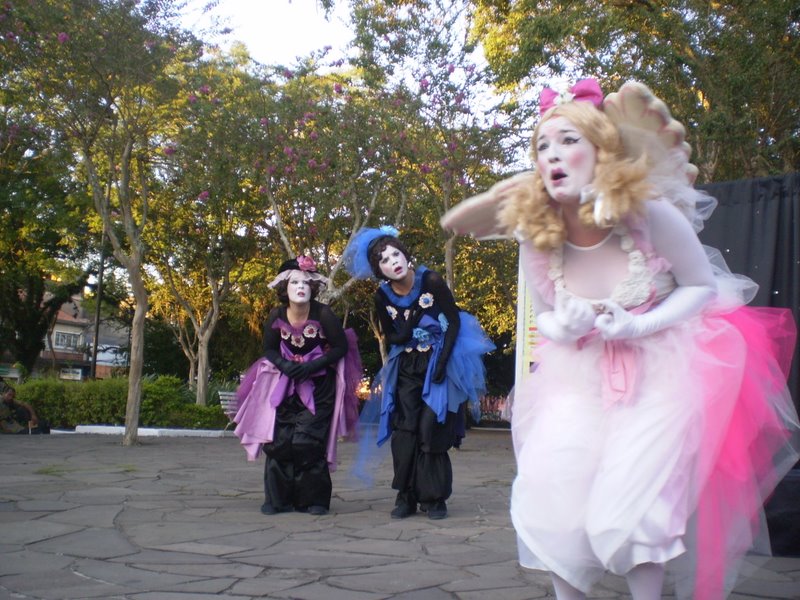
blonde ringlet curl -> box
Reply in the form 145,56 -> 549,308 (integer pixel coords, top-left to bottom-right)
498,101 -> 652,251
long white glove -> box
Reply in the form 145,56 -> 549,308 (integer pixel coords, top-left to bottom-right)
537,294 -> 597,343
594,285 -> 715,340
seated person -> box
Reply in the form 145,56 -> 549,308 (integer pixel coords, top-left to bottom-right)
0,385 -> 49,434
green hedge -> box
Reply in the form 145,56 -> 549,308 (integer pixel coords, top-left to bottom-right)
13,376 -> 229,430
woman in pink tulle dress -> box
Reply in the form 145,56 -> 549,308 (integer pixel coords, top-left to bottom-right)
441,79 -> 798,600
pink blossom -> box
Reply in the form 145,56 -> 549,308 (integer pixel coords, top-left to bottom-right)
163,145 -> 176,156
258,185 -> 268,194
458,176 -> 467,186
307,159 -> 317,168
57,32 -> 69,44
197,190 -> 210,201
187,94 -> 198,104
420,164 -> 432,174
419,78 -> 429,91
439,158 -> 450,167
283,146 -> 294,157
454,92 -> 465,104
284,165 -> 295,174
447,141 -> 458,151
334,82 -> 343,94
447,63 -> 455,74
198,85 -> 210,95
304,112 -> 315,120
309,131 -> 318,140
260,117 -> 268,126
283,69 -> 294,79
308,225 -> 318,236
297,255 -> 316,271
267,165 -> 277,175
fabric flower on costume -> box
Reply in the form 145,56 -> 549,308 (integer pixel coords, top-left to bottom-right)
438,313 -> 449,332
412,328 -> 432,344
291,334 -> 305,348
387,306 -> 398,320
303,324 -> 319,338
297,255 -> 316,272
418,293 -> 434,309
280,328 -> 291,340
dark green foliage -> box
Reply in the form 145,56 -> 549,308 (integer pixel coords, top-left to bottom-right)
12,376 -> 227,430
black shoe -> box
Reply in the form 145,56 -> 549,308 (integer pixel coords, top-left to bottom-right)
308,505 -> 328,516
427,500 -> 447,520
390,504 -> 416,519
260,502 -> 290,515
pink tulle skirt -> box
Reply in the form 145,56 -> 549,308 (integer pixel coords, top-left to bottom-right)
510,305 -> 798,598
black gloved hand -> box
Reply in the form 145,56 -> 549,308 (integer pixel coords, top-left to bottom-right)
273,357 -> 295,376
293,360 -> 326,382
396,306 -> 424,344
431,359 -> 447,384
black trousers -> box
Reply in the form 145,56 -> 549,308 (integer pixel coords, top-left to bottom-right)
262,370 -> 335,510
390,351 -> 457,507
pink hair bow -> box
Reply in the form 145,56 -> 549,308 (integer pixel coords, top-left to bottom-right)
539,78 -> 603,115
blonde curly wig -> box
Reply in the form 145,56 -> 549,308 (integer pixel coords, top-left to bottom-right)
499,100 -> 652,251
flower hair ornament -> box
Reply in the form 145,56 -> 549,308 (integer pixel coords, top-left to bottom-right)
268,255 -> 330,289
539,78 -> 604,115
341,225 -> 400,280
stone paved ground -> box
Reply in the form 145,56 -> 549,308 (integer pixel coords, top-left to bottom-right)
1,429 -> 799,599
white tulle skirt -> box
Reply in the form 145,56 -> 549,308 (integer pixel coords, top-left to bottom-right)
510,307 -> 798,598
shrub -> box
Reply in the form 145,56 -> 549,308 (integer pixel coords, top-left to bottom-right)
14,379 -> 70,428
11,376 -> 228,429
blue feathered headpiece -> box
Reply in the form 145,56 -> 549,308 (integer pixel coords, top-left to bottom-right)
342,226 -> 400,279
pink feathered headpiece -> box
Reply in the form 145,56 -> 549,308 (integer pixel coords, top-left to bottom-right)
539,78 -> 603,115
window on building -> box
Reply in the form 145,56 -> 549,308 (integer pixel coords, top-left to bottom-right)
54,331 -> 81,349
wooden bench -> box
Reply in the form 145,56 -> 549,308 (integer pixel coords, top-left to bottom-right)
218,391 -> 238,430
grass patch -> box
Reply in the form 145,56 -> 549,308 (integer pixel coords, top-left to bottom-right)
34,464 -> 74,476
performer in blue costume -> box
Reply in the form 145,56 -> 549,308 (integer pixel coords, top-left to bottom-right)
343,227 -> 494,520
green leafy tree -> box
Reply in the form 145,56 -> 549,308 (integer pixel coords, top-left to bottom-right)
149,49 -> 264,405
0,102 -> 89,375
6,0 -> 200,444
343,0 -> 521,360
471,0 -> 800,181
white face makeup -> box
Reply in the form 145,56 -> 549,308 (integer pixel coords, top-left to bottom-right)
378,245 -> 410,281
535,116 -> 598,204
286,271 -> 312,304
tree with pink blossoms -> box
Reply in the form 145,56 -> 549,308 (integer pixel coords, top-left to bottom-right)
5,0 -> 201,444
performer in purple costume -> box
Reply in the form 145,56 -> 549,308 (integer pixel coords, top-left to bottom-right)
234,257 -> 361,516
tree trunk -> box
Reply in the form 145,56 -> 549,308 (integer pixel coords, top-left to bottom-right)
122,269 -> 148,446
188,360 -> 197,393
196,332 -> 211,406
